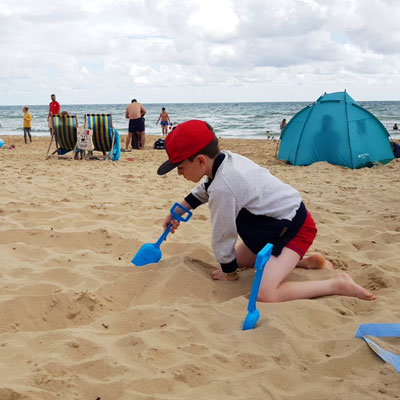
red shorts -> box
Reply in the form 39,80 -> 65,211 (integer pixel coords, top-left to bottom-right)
285,211 -> 317,258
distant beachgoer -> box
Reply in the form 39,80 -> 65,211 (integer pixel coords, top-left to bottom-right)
280,119 -> 287,133
393,123 -> 398,130
60,111 -> 69,116
22,106 -> 32,144
48,94 -> 60,136
125,99 -> 146,150
156,107 -> 171,136
391,141 -> 400,158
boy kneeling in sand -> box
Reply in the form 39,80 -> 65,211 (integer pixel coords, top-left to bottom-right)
157,120 -> 375,303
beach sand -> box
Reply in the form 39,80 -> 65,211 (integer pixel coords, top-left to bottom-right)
0,135 -> 399,399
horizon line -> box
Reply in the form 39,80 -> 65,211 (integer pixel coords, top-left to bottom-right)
1,99 -> 400,107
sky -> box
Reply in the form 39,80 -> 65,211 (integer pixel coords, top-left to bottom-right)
1,0 -> 400,105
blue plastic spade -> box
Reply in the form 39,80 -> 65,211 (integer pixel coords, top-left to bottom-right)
131,202 -> 192,266
242,243 -> 273,330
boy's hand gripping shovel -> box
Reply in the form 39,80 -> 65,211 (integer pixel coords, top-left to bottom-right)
242,243 -> 273,330
131,203 -> 192,266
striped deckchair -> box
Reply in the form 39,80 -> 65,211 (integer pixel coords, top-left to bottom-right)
46,114 -> 78,159
84,114 -> 120,161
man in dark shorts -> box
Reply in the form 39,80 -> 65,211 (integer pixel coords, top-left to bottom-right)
125,99 -> 146,149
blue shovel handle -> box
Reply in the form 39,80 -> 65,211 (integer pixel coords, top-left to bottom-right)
154,223 -> 172,248
153,203 -> 192,248
247,243 -> 273,312
170,202 -> 192,222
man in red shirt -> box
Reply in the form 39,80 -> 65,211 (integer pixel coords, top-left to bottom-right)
48,94 -> 61,136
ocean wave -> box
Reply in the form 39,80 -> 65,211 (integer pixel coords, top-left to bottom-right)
1,102 -> 399,140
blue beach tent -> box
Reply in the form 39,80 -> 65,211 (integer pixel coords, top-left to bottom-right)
278,91 -> 394,168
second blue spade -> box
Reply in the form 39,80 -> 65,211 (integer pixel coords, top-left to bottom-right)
242,243 -> 273,330
132,202 -> 192,266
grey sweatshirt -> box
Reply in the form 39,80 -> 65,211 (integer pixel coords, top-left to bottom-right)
186,151 -> 302,270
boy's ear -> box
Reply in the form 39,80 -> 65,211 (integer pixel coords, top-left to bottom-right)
195,154 -> 207,165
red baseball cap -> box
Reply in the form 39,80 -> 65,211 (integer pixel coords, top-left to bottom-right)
157,120 -> 215,175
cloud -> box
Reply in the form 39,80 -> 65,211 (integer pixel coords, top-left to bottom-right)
0,0 -> 399,104
187,0 -> 239,40
235,0 -> 329,38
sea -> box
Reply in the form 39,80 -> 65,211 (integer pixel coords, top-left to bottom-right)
1,101 -> 399,140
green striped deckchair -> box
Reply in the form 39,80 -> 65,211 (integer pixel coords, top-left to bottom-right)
84,114 -> 116,158
46,114 -> 78,159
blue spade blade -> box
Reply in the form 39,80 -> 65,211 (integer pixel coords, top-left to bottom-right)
131,244 -> 162,266
131,225 -> 170,266
131,202 -> 192,267
242,243 -> 273,330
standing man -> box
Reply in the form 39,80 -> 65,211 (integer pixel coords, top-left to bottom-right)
156,107 -> 171,136
48,94 -> 60,136
280,118 -> 287,133
125,99 -> 146,150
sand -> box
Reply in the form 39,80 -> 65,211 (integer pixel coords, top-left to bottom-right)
0,134 -> 399,400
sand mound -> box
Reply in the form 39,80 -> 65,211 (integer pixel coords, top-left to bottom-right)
0,135 -> 399,399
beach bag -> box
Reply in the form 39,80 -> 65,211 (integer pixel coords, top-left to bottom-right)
154,138 -> 165,150
76,127 -> 94,151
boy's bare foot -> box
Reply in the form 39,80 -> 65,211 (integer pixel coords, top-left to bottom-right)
332,273 -> 376,300
296,253 -> 334,270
